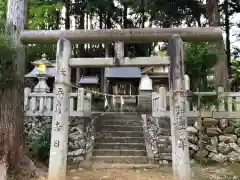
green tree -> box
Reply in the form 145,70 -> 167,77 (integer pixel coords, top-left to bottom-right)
28,0 -> 63,30
184,43 -> 219,106
231,58 -> 240,84
185,43 -> 217,91
0,0 -> 27,179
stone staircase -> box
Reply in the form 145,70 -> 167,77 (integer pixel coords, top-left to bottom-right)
155,117 -> 172,164
92,112 -> 149,164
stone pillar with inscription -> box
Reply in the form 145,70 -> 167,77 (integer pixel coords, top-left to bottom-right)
113,41 -> 124,108
48,38 -> 71,180
168,35 -> 190,180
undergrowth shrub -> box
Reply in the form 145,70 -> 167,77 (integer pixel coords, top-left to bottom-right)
26,125 -> 51,164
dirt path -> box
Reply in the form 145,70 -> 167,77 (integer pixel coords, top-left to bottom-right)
10,163 -> 240,180
66,164 -> 240,180
67,168 -> 173,180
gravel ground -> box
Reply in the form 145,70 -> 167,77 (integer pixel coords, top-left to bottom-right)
67,168 -> 173,180
9,164 -> 240,180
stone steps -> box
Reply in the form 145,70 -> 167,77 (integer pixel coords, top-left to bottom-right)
104,112 -> 138,115
103,114 -> 141,118
93,149 -> 146,156
96,137 -> 145,143
157,128 -> 171,136
156,136 -> 171,145
91,162 -> 159,169
96,131 -> 144,137
102,119 -> 142,126
157,144 -> 172,153
91,156 -> 148,164
99,125 -> 143,131
95,143 -> 146,150
92,113 -> 148,164
102,112 -> 138,118
156,153 -> 172,161
156,120 -> 172,160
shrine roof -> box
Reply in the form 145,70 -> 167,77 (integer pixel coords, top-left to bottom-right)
78,76 -> 99,84
105,67 -> 141,78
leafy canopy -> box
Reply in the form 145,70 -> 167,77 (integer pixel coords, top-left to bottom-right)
184,43 -> 219,107
0,21 -> 18,89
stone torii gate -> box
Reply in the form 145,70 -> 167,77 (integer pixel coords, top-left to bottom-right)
19,28 -> 224,180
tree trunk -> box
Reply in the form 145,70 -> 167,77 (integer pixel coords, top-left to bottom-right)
64,0 -> 70,29
78,10 -> 85,56
224,0 -> 231,77
206,0 -> 229,90
0,0 -> 27,179
123,2 -> 128,57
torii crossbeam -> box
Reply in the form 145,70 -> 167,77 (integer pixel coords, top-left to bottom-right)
20,27 -> 223,44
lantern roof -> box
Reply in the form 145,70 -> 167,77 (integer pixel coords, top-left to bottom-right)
25,54 -> 56,78
25,67 -> 56,78
31,53 -> 52,67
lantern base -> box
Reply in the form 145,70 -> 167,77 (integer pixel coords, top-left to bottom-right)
33,77 -> 50,93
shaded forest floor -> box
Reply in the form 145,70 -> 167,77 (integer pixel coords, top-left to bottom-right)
9,163 -> 240,180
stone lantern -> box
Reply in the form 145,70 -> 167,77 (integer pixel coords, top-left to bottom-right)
139,74 -> 153,92
25,54 -> 54,93
138,74 -> 153,112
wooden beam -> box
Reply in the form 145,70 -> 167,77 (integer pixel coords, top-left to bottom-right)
141,66 -> 154,74
68,56 -> 170,67
20,27 -> 223,44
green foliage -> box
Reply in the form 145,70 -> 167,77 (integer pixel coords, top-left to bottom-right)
152,50 -> 168,56
28,0 -> 64,29
0,21 -> 18,89
27,125 -> 51,163
0,0 -> 6,20
185,43 -> 217,88
231,59 -> 240,83
184,43 -> 219,108
26,44 -> 56,72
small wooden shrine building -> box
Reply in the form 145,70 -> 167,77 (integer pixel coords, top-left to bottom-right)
105,67 -> 141,95
141,65 -> 169,91
77,75 -> 100,92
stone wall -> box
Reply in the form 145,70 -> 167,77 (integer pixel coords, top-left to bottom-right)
145,116 -> 240,165
25,116 -> 96,163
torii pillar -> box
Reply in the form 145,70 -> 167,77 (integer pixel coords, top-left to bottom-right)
168,35 -> 190,180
